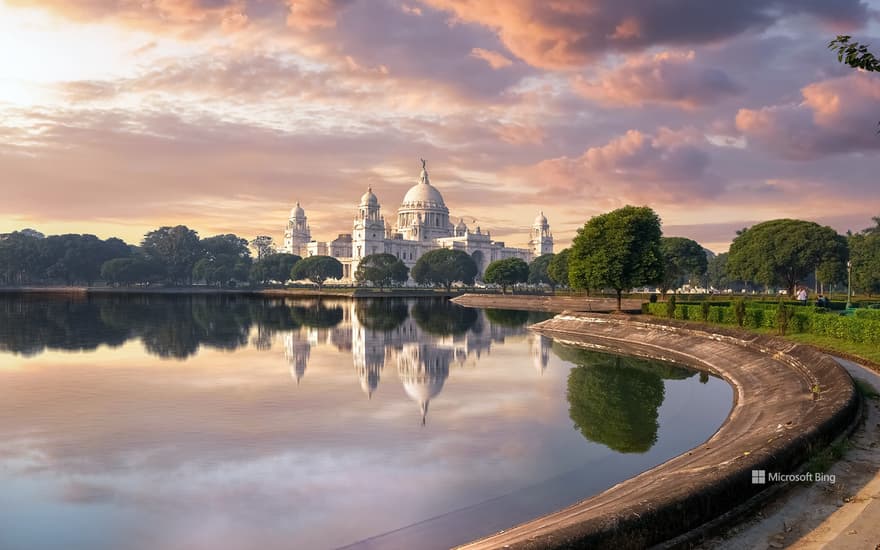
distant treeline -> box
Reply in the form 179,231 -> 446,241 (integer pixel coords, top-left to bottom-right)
2,212 -> 879,296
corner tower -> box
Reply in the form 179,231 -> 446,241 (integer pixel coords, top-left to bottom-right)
529,211 -> 553,258
283,202 -> 311,256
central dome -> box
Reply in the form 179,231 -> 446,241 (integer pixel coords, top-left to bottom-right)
401,161 -> 446,209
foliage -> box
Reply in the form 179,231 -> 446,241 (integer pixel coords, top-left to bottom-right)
354,253 -> 409,289
354,299 -> 410,332
484,308 -> 530,328
141,225 -> 204,285
734,299 -> 746,327
727,219 -> 848,298
411,299 -> 478,335
850,231 -> 880,296
250,235 -> 276,261
290,255 -> 343,290
547,248 -> 570,289
643,302 -> 880,346
706,252 -> 729,290
483,257 -> 529,293
565,350 -> 665,453
528,254 -> 555,288
666,294 -> 676,319
411,248 -> 477,291
569,206 -> 664,310
100,257 -> 162,286
828,35 -> 880,72
659,237 -> 708,294
776,299 -> 793,336
251,253 -> 300,285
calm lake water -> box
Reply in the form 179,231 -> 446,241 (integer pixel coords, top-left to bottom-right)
0,295 -> 732,550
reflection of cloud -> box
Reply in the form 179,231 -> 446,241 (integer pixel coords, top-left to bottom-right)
60,481 -> 117,504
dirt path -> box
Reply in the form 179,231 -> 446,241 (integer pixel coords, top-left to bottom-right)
702,358 -> 880,550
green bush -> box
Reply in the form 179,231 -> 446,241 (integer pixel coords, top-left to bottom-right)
701,301 -> 711,322
643,301 -> 880,345
666,295 -> 676,319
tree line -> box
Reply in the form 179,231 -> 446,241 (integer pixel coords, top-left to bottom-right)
2,213 -> 878,298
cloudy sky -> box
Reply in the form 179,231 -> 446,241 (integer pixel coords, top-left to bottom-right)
2,0 -> 880,252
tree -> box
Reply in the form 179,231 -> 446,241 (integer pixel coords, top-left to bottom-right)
141,225 -> 203,285
100,257 -> 161,286
290,255 -> 343,291
727,219 -> 849,298
659,237 -> 708,295
829,35 -> 880,72
568,206 -> 664,311
251,253 -> 301,285
483,257 -> 529,293
41,234 -> 130,285
201,234 -> 251,260
355,253 -> 409,290
706,252 -> 729,291
250,235 -> 276,261
528,253 -> 555,289
850,229 -> 880,296
547,247 -> 570,289
411,248 -> 477,291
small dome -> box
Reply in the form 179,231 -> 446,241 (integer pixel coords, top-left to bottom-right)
360,187 -> 378,206
291,201 -> 305,218
534,211 -> 548,226
456,218 -> 467,229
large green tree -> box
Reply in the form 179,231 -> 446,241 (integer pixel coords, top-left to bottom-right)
528,253 -> 556,289
850,225 -> 880,296
411,248 -> 477,291
290,255 -> 343,291
727,219 -> 848,297
100,257 -> 162,286
659,237 -> 708,295
251,253 -> 301,285
141,225 -> 203,285
483,257 -> 529,293
569,206 -> 664,310
355,253 -> 409,290
547,247 -> 570,289
706,252 -> 729,291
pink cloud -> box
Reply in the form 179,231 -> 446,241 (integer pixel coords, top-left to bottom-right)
526,128 -> 722,207
736,72 -> 880,160
574,50 -> 741,109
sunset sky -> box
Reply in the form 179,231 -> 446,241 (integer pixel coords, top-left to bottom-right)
2,0 -> 880,253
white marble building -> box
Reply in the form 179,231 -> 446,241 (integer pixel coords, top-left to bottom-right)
282,160 -> 553,281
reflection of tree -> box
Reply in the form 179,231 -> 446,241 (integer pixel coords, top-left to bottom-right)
354,299 -> 409,332
0,296 -> 130,356
484,308 -> 529,328
560,344 -> 692,453
290,302 -> 344,328
411,299 -> 477,336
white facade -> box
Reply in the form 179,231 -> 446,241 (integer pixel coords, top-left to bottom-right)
282,160 -> 553,281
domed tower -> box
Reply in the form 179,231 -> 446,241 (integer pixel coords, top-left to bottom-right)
397,159 -> 451,241
529,211 -> 553,259
283,202 -> 311,256
353,187 -> 386,259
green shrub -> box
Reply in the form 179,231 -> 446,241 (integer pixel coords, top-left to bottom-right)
776,300 -> 793,336
701,301 -> 710,321
733,300 -> 746,327
666,295 -> 676,319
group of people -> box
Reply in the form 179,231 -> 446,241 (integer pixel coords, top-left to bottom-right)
795,286 -> 831,308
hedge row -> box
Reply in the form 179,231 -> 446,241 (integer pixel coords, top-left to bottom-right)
642,302 -> 880,345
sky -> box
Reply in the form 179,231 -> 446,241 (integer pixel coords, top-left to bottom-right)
1,0 -> 880,253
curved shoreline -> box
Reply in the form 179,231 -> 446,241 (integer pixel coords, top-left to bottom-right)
457,312 -> 861,549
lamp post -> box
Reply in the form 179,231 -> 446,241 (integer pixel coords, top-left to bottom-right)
846,260 -> 853,310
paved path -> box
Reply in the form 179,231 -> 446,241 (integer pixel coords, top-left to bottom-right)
706,359 -> 880,550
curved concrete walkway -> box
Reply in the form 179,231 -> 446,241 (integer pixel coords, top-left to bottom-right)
457,313 -> 860,550
705,358 -> 880,550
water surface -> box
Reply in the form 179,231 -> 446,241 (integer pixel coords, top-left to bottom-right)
0,296 -> 732,550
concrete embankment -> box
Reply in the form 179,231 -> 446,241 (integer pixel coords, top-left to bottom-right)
0,287 -> 460,299
451,293 -> 644,313
458,312 -> 861,550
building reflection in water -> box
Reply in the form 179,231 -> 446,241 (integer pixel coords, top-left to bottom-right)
280,299 -> 545,423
